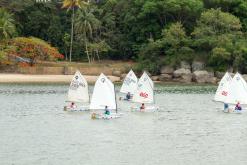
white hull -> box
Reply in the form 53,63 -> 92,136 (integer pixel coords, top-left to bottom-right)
119,96 -> 132,102
64,105 -> 89,112
223,109 -> 242,114
91,112 -> 123,119
131,105 -> 159,112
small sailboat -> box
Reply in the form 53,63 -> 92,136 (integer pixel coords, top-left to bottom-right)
131,71 -> 159,112
64,71 -> 90,111
224,72 -> 247,113
214,72 -> 232,101
120,69 -> 138,101
90,73 -> 122,119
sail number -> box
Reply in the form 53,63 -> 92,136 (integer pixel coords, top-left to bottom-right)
70,80 -> 86,90
140,92 -> 148,98
221,91 -> 228,96
124,78 -> 136,85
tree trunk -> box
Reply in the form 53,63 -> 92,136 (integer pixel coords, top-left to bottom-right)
69,6 -> 75,62
85,41 -> 91,63
96,49 -> 100,61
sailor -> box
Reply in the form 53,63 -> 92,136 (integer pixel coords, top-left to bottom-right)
224,103 -> 229,112
125,92 -> 131,100
70,102 -> 76,109
140,103 -> 145,111
104,106 -> 110,115
235,102 -> 242,111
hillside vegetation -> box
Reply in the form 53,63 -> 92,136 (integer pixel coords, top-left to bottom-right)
1,0 -> 247,74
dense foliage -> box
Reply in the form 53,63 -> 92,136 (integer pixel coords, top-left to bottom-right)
1,0 -> 247,73
0,37 -> 63,65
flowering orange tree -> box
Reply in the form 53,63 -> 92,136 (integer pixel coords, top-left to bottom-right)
1,37 -> 64,65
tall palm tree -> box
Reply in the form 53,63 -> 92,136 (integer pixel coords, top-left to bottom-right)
75,6 -> 101,63
62,0 -> 88,62
0,8 -> 16,40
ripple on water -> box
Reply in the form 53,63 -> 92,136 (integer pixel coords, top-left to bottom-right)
0,84 -> 247,165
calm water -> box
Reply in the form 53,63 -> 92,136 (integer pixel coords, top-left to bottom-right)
0,84 -> 247,165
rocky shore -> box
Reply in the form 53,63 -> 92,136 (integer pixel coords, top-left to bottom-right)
0,61 -> 244,84
145,61 -> 238,84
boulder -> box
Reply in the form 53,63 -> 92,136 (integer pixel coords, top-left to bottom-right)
181,74 -> 193,83
193,70 -> 215,83
208,72 -> 214,77
207,77 -> 217,84
112,70 -> 122,77
173,68 -> 192,83
173,74 -> 193,83
160,66 -> 174,74
151,76 -> 159,81
120,73 -> 127,80
159,74 -> 173,81
173,68 -> 191,78
180,61 -> 191,70
192,61 -> 205,72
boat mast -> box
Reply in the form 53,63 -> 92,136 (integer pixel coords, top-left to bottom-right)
114,84 -> 118,113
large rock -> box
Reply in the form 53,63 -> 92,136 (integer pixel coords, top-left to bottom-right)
207,77 -> 217,84
173,68 -> 192,83
159,74 -> 173,81
173,68 -> 191,78
192,61 -> 205,72
193,70 -> 215,83
160,66 -> 174,74
180,61 -> 191,70
151,76 -> 159,81
112,70 -> 122,77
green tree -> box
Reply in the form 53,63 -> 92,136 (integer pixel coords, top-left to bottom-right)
192,8 -> 242,71
75,5 -> 101,63
0,8 -> 16,40
161,22 -> 193,66
62,0 -> 88,62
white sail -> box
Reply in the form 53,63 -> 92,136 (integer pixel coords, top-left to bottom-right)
225,72 -> 247,105
90,73 -> 116,110
214,72 -> 232,102
120,69 -> 138,94
132,72 -> 154,103
143,71 -> 154,88
68,71 -> 89,103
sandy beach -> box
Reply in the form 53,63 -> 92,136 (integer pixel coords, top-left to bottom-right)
0,74 -> 121,83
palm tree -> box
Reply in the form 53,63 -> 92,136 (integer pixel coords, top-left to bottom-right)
75,6 -> 101,63
0,8 -> 16,40
62,0 -> 88,62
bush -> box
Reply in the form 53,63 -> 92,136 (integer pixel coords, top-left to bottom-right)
9,37 -> 63,64
0,37 -> 64,65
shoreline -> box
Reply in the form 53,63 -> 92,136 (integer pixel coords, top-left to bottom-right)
0,74 -> 217,86
0,74 -> 121,84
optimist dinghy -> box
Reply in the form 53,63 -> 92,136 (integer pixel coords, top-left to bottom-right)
131,71 -> 159,112
119,69 -> 138,101
214,72 -> 232,103
213,72 -> 232,112
223,72 -> 247,113
90,73 -> 122,119
64,71 -> 90,111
